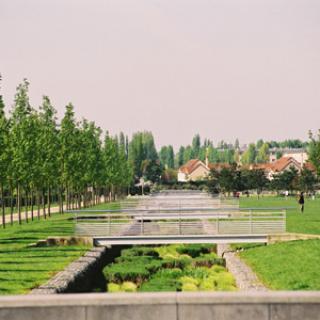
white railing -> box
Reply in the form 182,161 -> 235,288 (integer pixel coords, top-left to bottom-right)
74,209 -> 286,237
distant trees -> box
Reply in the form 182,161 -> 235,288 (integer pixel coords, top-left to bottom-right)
128,131 -> 162,183
308,130 -> 320,176
208,165 -> 316,196
159,145 -> 174,169
241,143 -> 257,164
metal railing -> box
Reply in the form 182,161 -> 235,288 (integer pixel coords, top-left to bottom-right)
73,208 -> 286,237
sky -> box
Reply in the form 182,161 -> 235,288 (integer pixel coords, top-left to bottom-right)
1,0 -> 320,149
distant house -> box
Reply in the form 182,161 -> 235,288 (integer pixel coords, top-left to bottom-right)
177,159 -> 210,182
178,156 -> 306,182
177,158 -> 232,182
252,157 -> 302,180
269,148 -> 308,165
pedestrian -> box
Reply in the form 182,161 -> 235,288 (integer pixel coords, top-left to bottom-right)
298,192 -> 305,213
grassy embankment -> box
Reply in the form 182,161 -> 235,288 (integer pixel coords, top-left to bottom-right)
0,201 -> 120,295
236,195 -> 320,290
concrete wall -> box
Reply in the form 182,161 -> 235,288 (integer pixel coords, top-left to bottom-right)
1,292 -> 320,320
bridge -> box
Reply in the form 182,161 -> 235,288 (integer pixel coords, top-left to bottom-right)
68,191 -> 288,246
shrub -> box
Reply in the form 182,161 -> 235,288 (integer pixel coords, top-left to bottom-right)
161,255 -> 192,269
193,254 -> 225,268
176,244 -> 216,258
121,246 -> 159,258
139,269 -> 182,292
181,282 -> 198,291
121,281 -> 137,292
107,283 -> 121,293
179,276 -> 199,286
199,279 -> 215,291
210,265 -> 226,273
103,261 -> 150,283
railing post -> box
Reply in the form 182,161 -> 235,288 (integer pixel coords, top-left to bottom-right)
108,215 -> 111,235
140,212 -> 144,235
250,210 -> 253,234
216,215 -> 219,234
179,210 -> 181,235
283,209 -> 286,233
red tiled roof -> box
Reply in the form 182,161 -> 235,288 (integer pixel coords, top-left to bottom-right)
271,157 -> 301,172
179,159 -> 206,174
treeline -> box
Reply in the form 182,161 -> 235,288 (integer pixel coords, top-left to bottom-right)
0,79 -> 134,227
158,134 -> 308,170
208,166 -> 317,196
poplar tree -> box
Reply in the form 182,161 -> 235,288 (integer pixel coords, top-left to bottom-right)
0,76 -> 9,227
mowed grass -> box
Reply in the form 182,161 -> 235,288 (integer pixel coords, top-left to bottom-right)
240,195 -> 320,235
0,214 -> 89,295
239,240 -> 320,290
0,201 -> 120,295
238,195 -> 320,290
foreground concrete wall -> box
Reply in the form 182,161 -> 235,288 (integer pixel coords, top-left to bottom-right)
0,292 -> 320,320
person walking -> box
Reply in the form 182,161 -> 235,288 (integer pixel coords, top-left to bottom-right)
298,192 -> 305,213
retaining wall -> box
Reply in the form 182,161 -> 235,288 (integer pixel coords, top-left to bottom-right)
0,292 -> 320,320
31,246 -> 126,294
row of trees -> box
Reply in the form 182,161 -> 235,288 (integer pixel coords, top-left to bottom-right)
159,135 -> 309,170
0,79 -> 133,227
208,166 -> 317,196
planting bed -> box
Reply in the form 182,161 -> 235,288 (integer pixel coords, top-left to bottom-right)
102,244 -> 237,292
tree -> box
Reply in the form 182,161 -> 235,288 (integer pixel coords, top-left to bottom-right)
191,134 -> 201,158
299,168 -> 317,194
270,167 -> 299,193
246,169 -> 268,198
241,143 -> 257,164
0,75 -> 9,227
177,146 -> 185,167
308,130 -> 320,175
59,103 -> 78,210
38,96 -> 59,217
10,79 -> 33,223
209,166 -> 238,195
256,143 -> 269,163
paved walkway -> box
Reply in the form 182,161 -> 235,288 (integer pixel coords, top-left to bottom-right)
217,244 -> 268,291
0,205 -> 63,226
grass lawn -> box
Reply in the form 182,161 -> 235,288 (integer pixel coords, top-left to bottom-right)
239,239 -> 320,290
0,201 -> 120,295
238,195 -> 320,290
240,195 -> 320,235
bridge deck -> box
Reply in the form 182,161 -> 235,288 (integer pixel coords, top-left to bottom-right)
93,234 -> 269,246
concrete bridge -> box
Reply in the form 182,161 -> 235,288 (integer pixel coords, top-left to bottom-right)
68,191 -> 288,246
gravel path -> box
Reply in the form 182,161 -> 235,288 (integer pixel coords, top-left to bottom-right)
217,244 -> 268,291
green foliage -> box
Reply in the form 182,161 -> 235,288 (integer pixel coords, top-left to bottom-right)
241,143 -> 257,164
176,244 -> 215,258
104,244 -> 235,293
139,269 -> 182,292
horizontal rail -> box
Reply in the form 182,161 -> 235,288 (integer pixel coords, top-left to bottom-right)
67,207 -> 293,214
93,234 -> 269,245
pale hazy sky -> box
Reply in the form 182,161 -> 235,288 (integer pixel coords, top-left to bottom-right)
1,0 -> 320,149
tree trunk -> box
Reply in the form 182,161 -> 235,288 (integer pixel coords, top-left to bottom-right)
10,185 -> 14,225
42,190 -> 46,219
31,189 -> 34,221
47,186 -> 51,217
17,184 -> 21,224
37,190 -> 41,220
1,183 -> 5,228
60,187 -> 64,213
25,190 -> 29,223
